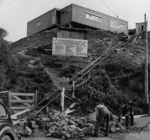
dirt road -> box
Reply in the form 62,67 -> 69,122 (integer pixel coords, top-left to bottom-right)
22,132 -> 150,140
23,116 -> 150,140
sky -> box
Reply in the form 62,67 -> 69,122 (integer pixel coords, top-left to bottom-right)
0,0 -> 150,42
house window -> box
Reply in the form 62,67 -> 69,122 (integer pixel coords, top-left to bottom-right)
36,20 -> 41,27
86,12 -> 101,22
141,25 -> 144,31
120,23 -> 125,31
111,20 -> 125,31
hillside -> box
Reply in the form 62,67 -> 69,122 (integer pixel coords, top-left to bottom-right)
10,28 -> 150,115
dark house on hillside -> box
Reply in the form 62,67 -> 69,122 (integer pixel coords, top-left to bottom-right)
27,8 -> 60,36
27,4 -> 128,36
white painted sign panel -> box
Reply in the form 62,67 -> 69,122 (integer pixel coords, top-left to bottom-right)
52,38 -> 88,57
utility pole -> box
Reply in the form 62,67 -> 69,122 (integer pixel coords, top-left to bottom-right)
144,14 -> 149,104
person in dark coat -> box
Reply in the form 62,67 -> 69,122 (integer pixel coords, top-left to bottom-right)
129,100 -> 134,126
93,104 -> 113,137
121,100 -> 134,127
121,102 -> 130,128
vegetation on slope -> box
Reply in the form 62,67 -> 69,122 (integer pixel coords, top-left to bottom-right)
2,28 -> 150,115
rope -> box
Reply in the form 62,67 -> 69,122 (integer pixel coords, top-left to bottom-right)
34,93 -> 60,115
30,88 -> 59,112
100,0 -> 118,18
80,34 -> 137,77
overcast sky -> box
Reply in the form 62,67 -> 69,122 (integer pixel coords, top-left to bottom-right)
0,0 -> 150,42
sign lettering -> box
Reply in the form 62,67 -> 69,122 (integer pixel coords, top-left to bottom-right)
52,38 -> 88,57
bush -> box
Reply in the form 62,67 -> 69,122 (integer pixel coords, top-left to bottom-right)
137,101 -> 149,114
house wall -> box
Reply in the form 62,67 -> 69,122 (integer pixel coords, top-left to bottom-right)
57,30 -> 87,39
27,8 -> 59,36
60,5 -> 72,26
27,4 -> 128,36
136,23 -> 146,35
71,4 -> 128,35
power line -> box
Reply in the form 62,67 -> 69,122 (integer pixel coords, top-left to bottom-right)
100,0 -> 119,18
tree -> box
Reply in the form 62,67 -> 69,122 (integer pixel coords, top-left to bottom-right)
0,28 -> 8,39
0,28 -> 17,90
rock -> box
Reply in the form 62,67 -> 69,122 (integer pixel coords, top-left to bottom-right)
109,121 -> 117,133
25,126 -> 32,136
116,122 -> 126,132
51,131 -> 62,138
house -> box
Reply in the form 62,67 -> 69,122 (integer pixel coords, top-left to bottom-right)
27,4 -> 128,36
136,22 -> 146,35
27,8 -> 60,36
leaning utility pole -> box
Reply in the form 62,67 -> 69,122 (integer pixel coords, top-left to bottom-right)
144,14 -> 149,104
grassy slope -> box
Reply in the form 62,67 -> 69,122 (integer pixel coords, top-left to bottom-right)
10,29 -> 150,115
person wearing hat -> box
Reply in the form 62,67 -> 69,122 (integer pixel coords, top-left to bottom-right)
93,103 -> 113,137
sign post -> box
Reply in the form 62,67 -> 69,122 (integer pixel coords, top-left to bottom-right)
61,87 -> 65,112
59,77 -> 69,112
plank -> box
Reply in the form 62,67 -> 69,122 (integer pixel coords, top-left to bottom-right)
11,96 -> 31,107
0,91 -> 9,94
10,106 -> 31,110
10,93 -> 35,96
11,109 -> 30,119
10,100 -> 34,103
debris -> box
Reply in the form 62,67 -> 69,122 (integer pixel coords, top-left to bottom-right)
65,103 -> 77,114
14,109 -> 95,138
11,109 -> 30,120
14,109 -> 128,138
65,109 -> 75,114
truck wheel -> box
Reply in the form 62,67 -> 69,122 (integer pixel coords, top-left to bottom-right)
1,135 -> 12,140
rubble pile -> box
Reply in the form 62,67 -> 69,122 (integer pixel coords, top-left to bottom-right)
15,110 -> 126,139
15,110 -> 94,138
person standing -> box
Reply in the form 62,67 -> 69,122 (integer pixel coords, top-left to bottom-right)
121,100 -> 134,127
129,100 -> 134,126
94,104 -> 113,137
121,102 -> 130,128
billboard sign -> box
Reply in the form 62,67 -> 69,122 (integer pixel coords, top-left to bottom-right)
52,38 -> 88,57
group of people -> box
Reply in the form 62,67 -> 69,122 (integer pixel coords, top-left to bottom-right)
93,101 -> 134,137
121,100 -> 134,127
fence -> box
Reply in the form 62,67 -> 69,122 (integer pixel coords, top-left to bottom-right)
0,91 -> 37,113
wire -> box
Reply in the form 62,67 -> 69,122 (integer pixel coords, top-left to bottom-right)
100,0 -> 119,18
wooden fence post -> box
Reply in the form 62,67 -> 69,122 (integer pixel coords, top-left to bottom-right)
8,91 -> 11,109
